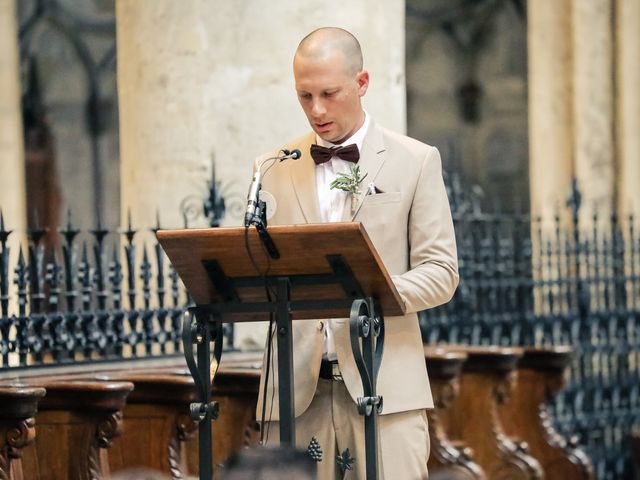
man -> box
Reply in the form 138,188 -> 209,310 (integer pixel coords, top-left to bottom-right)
255,27 -> 458,479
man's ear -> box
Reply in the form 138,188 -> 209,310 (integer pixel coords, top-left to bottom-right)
357,70 -> 370,97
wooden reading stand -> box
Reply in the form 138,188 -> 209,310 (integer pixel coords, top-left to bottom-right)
157,223 -> 404,480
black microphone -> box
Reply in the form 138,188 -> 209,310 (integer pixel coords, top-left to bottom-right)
244,149 -> 301,227
244,169 -> 263,227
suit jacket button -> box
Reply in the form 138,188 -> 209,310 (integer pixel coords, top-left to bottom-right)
318,321 -> 324,332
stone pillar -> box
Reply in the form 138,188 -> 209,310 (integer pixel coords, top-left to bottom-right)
527,0 -> 573,223
0,0 -> 27,243
116,0 -> 406,349
572,0 -> 615,220
616,0 -> 640,217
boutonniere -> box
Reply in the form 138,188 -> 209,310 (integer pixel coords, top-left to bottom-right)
330,165 -> 368,214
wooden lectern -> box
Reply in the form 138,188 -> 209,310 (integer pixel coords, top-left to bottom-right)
157,223 -> 405,480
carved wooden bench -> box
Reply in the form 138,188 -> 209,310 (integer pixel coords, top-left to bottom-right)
0,353 -> 260,479
106,369 -> 199,479
443,346 -> 544,479
424,346 -> 486,480
104,356 -> 260,478
21,379 -> 133,480
0,385 -> 46,480
500,347 -> 594,479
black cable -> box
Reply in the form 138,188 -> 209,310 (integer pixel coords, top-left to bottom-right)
262,316 -> 276,444
244,224 -> 278,444
254,223 -> 279,444
264,318 -> 277,444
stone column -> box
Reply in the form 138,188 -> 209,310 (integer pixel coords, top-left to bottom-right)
616,0 -> 640,217
572,0 -> 615,221
527,0 -> 573,223
116,0 -> 406,349
0,0 -> 27,243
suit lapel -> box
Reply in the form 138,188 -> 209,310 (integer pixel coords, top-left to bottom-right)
342,121 -> 387,221
290,132 -> 323,223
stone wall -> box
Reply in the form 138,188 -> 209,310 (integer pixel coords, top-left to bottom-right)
0,0 -> 27,238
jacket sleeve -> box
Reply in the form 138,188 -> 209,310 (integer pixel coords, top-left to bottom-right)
391,146 -> 459,314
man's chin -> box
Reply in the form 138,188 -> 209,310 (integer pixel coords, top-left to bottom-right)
315,130 -> 340,143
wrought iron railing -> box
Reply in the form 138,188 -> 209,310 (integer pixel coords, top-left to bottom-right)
422,180 -> 640,479
0,212 -> 191,369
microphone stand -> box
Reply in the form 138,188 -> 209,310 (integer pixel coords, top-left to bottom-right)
244,149 -> 300,259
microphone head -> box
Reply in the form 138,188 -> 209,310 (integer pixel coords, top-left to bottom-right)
291,149 -> 302,160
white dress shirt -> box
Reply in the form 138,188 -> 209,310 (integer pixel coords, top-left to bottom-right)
315,111 -> 371,361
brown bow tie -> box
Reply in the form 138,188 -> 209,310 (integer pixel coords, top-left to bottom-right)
310,143 -> 360,165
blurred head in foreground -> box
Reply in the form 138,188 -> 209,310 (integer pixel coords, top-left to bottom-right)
112,468 -> 169,480
220,445 -> 316,480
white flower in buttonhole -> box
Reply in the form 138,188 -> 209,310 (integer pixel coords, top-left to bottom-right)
329,165 -> 368,215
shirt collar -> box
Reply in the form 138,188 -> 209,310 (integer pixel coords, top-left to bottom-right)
315,110 -> 370,153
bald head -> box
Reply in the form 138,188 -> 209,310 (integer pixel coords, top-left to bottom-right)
295,27 -> 363,76
293,27 -> 369,143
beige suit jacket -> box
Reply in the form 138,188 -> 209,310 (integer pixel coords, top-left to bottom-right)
255,120 -> 459,420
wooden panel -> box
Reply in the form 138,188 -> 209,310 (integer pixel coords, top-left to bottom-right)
157,223 -> 405,321
443,347 -> 544,480
0,386 -> 46,480
500,347 -> 594,479
424,347 -> 486,480
21,380 -> 133,480
107,370 -> 198,479
102,362 -> 260,479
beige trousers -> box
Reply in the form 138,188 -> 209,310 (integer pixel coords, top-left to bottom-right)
264,378 -> 430,480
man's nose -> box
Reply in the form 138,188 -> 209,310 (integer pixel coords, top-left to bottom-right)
311,99 -> 326,117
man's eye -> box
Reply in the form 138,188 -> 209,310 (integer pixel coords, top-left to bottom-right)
299,93 -> 311,100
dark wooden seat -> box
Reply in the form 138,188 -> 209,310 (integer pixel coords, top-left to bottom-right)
443,346 -> 544,479
104,356 -> 260,478
0,353 -> 260,479
500,347 -> 594,479
424,346 -> 486,479
21,379 -> 133,480
0,385 -> 46,480
106,369 -> 199,479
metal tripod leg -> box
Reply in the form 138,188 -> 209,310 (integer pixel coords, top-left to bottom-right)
275,277 -> 296,445
349,298 -> 385,480
182,307 -> 223,479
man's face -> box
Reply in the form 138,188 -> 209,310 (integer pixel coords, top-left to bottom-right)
294,50 -> 369,143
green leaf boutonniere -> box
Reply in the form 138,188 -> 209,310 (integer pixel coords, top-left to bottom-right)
330,165 -> 368,215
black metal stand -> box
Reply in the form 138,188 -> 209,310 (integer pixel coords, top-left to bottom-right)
275,277 -> 295,444
182,255 -> 384,479
182,307 -> 223,480
349,298 -> 384,480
